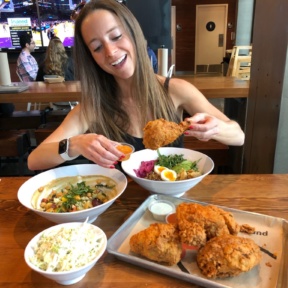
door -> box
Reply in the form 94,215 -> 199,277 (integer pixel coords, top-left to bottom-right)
195,4 -> 228,74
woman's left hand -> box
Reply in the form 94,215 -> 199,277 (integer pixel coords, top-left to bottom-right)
184,113 -> 220,141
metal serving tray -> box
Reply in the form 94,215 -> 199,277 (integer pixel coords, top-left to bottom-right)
107,194 -> 288,288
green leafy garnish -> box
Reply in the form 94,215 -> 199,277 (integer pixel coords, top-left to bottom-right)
69,181 -> 93,195
172,159 -> 201,173
156,149 -> 201,173
62,181 -> 93,210
156,150 -> 185,169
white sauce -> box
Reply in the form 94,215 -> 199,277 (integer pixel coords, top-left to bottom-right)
150,202 -> 173,215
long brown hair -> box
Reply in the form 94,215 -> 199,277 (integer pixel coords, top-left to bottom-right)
74,0 -> 179,142
44,37 -> 68,76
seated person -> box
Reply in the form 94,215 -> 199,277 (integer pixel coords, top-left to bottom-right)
36,37 -> 75,110
16,33 -> 38,82
36,37 -> 74,81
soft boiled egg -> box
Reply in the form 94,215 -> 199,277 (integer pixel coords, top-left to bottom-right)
160,169 -> 177,181
154,165 -> 168,175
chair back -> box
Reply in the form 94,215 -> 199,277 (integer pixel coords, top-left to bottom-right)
16,69 -> 23,82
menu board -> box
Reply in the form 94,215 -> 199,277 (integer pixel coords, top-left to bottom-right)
8,17 -> 32,47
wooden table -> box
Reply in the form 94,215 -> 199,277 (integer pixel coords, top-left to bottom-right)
176,76 -> 249,99
0,77 -> 249,103
0,174 -> 287,287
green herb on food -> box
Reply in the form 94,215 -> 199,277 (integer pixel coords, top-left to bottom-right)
62,181 -> 92,211
156,149 -> 186,169
172,159 -> 201,173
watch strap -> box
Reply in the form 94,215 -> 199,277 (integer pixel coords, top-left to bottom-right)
59,138 -> 79,161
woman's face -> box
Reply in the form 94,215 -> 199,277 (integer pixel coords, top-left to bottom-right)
81,9 -> 136,79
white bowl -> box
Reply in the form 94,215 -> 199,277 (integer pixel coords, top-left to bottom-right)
121,147 -> 214,197
24,222 -> 107,285
18,164 -> 127,224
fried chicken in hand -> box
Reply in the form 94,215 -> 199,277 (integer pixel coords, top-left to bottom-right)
143,118 -> 191,150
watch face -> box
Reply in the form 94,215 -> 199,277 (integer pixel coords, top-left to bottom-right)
58,139 -> 68,154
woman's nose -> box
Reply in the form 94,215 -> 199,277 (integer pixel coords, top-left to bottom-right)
104,43 -> 117,57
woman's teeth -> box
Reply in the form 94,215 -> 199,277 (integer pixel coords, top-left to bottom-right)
112,55 -> 126,66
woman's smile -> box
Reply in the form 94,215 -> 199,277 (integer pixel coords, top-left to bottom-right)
111,54 -> 127,68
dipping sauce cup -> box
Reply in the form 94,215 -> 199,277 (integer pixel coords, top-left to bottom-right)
116,143 -> 135,161
148,200 -> 176,222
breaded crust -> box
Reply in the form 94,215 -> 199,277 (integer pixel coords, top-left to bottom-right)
129,223 -> 182,266
176,203 -> 240,247
143,118 -> 190,150
197,235 -> 261,278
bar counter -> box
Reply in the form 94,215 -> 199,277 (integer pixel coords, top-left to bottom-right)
0,76 -> 249,103
0,174 -> 287,287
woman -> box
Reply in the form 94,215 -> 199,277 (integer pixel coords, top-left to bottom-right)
36,37 -> 74,81
28,0 -> 244,171
36,37 -> 75,109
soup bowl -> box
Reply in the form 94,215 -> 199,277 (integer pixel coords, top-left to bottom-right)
18,164 -> 127,224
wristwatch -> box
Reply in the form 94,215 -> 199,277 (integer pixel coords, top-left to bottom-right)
58,138 -> 78,161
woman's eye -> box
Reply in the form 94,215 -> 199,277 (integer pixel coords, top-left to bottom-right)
93,45 -> 102,52
113,34 -> 122,41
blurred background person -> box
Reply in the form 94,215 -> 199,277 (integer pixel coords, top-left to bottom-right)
16,33 -> 38,82
147,45 -> 158,73
36,37 -> 74,81
36,37 -> 75,110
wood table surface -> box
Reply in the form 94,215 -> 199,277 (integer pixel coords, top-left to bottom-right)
1,174 -> 286,287
0,77 -> 249,103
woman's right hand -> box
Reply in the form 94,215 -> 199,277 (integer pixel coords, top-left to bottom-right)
71,133 -> 125,168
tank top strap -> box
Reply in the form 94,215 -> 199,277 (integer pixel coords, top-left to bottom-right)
164,75 -> 171,90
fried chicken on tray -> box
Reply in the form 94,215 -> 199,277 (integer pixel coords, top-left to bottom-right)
129,203 -> 261,279
176,203 -> 240,247
143,118 -> 191,150
197,234 -> 262,278
129,223 -> 182,266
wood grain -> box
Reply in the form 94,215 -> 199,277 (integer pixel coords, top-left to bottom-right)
0,77 -> 248,104
0,174 -> 287,287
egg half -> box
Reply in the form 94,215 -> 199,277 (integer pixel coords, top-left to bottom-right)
154,165 -> 168,175
160,169 -> 177,181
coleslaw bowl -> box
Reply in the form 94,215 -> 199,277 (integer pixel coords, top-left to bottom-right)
24,222 -> 107,285
121,147 -> 214,197
18,164 -> 127,224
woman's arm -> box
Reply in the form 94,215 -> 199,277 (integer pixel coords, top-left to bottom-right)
169,78 -> 245,146
28,104 -> 124,171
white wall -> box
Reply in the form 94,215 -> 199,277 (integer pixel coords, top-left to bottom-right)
274,45 -> 288,173
235,0 -> 254,46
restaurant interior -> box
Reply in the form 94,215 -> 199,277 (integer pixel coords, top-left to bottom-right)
1,0 -> 287,177
0,0 -> 287,287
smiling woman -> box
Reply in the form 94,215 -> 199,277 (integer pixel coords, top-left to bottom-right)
27,0 -> 244,174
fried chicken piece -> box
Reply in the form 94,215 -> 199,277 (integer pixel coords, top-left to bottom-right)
240,223 -> 256,234
197,235 -> 261,278
176,203 -> 240,247
143,118 -> 190,150
129,223 -> 182,266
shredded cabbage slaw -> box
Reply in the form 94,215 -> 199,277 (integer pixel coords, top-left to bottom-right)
29,225 -> 105,272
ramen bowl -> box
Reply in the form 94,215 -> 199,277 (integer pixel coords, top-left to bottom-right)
121,147 -> 214,197
18,164 -> 127,224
